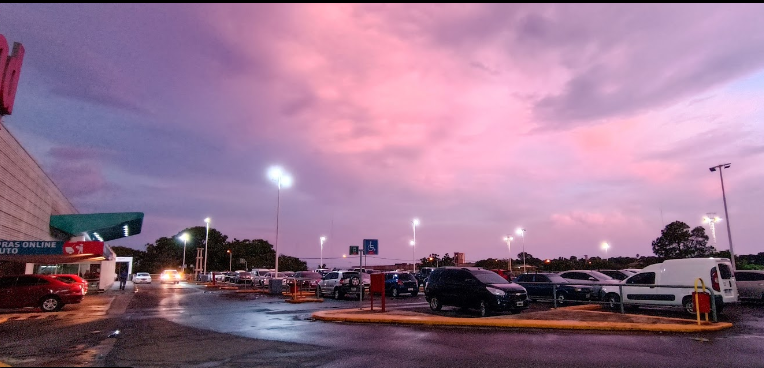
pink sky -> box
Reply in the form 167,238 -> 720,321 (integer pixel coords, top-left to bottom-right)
1,4 -> 763,267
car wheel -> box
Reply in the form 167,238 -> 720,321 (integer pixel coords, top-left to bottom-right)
429,296 -> 442,311
40,296 -> 62,312
392,288 -> 399,297
556,292 -> 567,305
479,300 -> 490,317
333,288 -> 340,300
605,293 -> 621,310
682,296 -> 695,314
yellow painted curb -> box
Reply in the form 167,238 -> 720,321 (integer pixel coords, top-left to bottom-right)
0,361 -> 10,367
285,298 -> 324,304
311,309 -> 733,333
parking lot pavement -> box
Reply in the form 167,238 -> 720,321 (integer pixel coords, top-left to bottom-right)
312,303 -> 733,333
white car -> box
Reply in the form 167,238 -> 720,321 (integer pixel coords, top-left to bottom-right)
160,269 -> 182,284
133,272 -> 152,284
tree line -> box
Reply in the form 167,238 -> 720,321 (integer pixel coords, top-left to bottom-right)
472,220 -> 763,272
111,226 -> 307,274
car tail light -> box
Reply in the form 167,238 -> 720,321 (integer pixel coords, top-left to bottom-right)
70,284 -> 83,293
397,280 -> 404,285
340,278 -> 347,285
710,268 -> 720,292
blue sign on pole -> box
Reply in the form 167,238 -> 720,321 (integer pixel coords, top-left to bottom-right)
0,241 -> 64,255
363,239 -> 378,255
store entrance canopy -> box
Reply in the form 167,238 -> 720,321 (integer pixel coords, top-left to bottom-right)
49,212 -> 144,242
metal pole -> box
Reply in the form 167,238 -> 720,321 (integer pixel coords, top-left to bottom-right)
521,230 -> 526,273
275,184 -> 280,274
204,221 -> 210,275
506,237 -> 512,273
182,238 -> 187,271
229,252 -> 232,272
718,168 -> 737,270
413,222 -> 416,273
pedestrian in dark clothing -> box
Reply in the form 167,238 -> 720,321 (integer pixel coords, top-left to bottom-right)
119,268 -> 128,290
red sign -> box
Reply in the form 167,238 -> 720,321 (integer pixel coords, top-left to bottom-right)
0,34 -> 25,115
63,241 -> 105,256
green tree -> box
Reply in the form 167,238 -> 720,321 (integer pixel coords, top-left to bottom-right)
279,255 -> 307,271
173,227 -> 229,273
110,245 -> 147,272
441,253 -> 455,266
474,258 -> 506,269
652,221 -> 715,259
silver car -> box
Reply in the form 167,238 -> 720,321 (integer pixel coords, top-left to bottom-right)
558,270 -> 621,300
734,270 -> 764,301
133,272 -> 152,284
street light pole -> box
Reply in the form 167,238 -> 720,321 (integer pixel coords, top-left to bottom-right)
320,236 -> 326,269
268,166 -> 293,275
710,163 -> 736,270
602,242 -> 610,261
227,250 -> 232,272
503,236 -> 513,273
179,233 -> 190,271
204,217 -> 210,275
412,218 -> 419,273
516,228 -> 526,273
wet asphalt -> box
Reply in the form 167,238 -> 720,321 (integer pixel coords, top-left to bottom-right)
1,282 -> 763,367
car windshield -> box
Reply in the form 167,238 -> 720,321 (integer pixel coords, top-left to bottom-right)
588,271 -> 615,281
396,273 -> 415,281
472,270 -> 509,284
546,274 -> 568,283
137,273 -> 149,276
301,273 -> 322,279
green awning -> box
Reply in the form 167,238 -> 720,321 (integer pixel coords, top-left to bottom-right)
49,212 -> 144,241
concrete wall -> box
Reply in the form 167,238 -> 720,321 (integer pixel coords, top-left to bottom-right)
0,123 -> 78,241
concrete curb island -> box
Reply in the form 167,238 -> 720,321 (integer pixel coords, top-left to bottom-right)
311,304 -> 733,333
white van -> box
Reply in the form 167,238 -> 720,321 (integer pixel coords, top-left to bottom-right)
601,258 -> 738,314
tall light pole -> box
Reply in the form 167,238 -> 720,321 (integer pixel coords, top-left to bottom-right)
601,242 -> 610,261
503,236 -> 513,273
204,217 -> 210,275
412,218 -> 420,273
709,163 -> 736,270
227,249 -> 232,272
703,214 -> 722,248
516,228 -> 526,273
409,240 -> 416,272
179,233 -> 190,271
320,236 -> 326,269
268,166 -> 293,275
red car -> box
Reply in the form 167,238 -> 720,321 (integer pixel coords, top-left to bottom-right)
50,274 -> 89,295
0,274 -> 85,312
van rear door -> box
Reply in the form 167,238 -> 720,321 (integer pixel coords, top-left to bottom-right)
715,262 -> 738,302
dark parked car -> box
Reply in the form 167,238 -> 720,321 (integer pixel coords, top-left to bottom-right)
384,271 -> 419,297
424,267 -> 530,317
288,271 -> 323,291
0,274 -> 84,312
514,273 -> 593,304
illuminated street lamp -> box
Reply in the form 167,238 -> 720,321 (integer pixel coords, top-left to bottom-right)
703,214 -> 722,248
709,163 -> 736,270
227,249 -> 232,272
411,218 -> 420,273
428,256 -> 439,268
516,228 -> 526,273
320,236 -> 327,269
204,217 -> 210,275
178,233 -> 190,271
268,166 -> 293,275
503,236 -> 513,272
601,242 -> 610,261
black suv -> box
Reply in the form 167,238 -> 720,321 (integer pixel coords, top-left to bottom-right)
514,273 -> 593,304
424,267 -> 530,316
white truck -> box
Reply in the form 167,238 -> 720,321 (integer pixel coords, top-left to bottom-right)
601,258 -> 738,314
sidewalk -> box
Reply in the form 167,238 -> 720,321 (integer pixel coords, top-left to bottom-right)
312,304 -> 733,333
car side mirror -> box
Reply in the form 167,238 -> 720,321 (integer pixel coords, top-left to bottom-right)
588,277 -> 597,281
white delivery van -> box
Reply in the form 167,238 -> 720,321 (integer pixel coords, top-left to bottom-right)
601,258 -> 738,314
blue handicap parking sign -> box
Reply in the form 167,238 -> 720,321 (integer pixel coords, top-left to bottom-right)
363,239 -> 378,255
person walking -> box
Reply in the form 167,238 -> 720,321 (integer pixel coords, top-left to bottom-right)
119,267 -> 128,291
